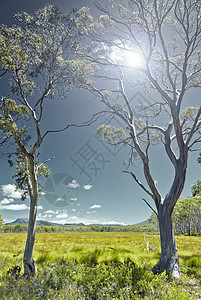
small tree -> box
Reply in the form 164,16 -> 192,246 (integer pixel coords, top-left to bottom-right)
0,5 -> 94,275
81,0 -> 201,277
192,180 -> 201,196
173,197 -> 201,235
0,212 -> 3,225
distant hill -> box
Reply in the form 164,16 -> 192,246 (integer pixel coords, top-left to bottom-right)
91,224 -> 123,227
5,218 -> 84,227
5,218 -> 29,226
133,219 -> 151,226
5,218 -> 151,227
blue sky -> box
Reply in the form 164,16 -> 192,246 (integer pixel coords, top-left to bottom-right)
0,0 -> 200,225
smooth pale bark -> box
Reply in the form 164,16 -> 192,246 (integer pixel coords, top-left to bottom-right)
23,155 -> 38,275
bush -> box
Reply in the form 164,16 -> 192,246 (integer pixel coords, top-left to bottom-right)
0,258 -> 200,299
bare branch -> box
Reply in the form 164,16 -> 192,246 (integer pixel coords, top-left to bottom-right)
142,198 -> 158,218
41,111 -> 105,141
123,170 -> 153,198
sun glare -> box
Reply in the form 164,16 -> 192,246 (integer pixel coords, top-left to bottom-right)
110,45 -> 145,69
125,51 -> 145,69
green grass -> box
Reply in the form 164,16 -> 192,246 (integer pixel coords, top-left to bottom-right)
0,232 -> 200,299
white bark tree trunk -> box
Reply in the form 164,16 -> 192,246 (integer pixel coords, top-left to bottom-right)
23,196 -> 37,275
23,155 -> 38,275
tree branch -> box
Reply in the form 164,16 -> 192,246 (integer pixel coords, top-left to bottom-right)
41,111 -> 105,141
142,198 -> 158,218
123,170 -> 153,198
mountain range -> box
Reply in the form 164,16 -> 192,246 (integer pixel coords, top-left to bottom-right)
5,218 -> 85,227
4,218 -> 151,227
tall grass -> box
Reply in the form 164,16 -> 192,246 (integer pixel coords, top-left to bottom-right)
0,232 -> 200,299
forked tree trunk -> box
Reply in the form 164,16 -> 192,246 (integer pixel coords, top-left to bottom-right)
23,156 -> 38,276
152,203 -> 180,278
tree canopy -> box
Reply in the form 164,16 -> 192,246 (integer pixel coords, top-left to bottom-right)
0,212 -> 3,225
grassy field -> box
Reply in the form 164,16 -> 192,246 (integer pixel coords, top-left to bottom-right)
0,232 -> 200,299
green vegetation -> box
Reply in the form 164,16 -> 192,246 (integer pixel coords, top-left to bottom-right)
0,213 -> 3,225
149,195 -> 201,236
0,232 -> 200,299
0,223 -> 156,233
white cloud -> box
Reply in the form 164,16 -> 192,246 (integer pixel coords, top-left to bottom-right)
67,179 -> 80,189
72,209 -> 76,212
70,216 -> 78,220
89,205 -> 102,209
87,211 -> 96,214
1,204 -> 29,210
104,220 -> 127,226
39,192 -> 46,196
44,210 -> 56,214
0,198 -> 14,204
56,212 -> 68,219
70,197 -> 77,201
83,184 -> 93,190
56,197 -> 65,202
38,206 -> 43,210
1,184 -> 22,199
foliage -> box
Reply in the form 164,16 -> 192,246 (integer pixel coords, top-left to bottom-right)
149,196 -> 201,236
173,197 -> 201,236
192,180 -> 201,197
0,223 -> 156,233
0,213 -> 3,224
0,232 -> 200,299
0,4 -> 95,198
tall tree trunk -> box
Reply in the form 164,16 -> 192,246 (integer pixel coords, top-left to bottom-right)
152,203 -> 180,278
23,195 -> 37,275
23,155 -> 38,275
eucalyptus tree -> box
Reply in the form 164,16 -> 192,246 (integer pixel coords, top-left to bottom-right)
173,197 -> 201,235
81,0 -> 201,277
0,5 -> 94,275
192,180 -> 201,196
0,212 -> 3,224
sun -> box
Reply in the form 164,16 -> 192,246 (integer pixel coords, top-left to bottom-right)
125,51 -> 145,69
110,45 -> 145,69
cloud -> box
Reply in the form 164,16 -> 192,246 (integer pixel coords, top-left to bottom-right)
103,220 -> 127,226
44,210 -> 56,214
1,184 -> 22,199
44,210 -> 63,215
89,205 -> 102,209
0,204 -> 29,210
87,211 -> 96,214
70,197 -> 77,201
83,184 -> 93,190
0,198 -> 14,204
56,212 -> 68,219
56,197 -> 65,202
39,192 -> 46,196
38,206 -> 43,210
67,179 -> 80,189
